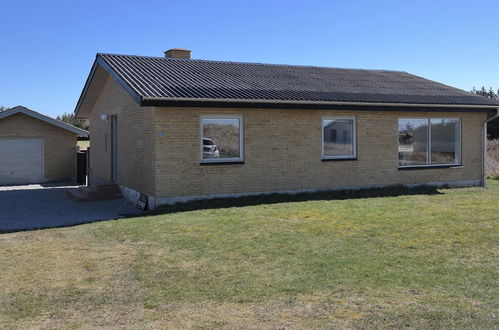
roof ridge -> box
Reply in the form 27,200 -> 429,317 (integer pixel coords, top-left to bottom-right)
97,53 -> 407,74
10,105 -> 30,111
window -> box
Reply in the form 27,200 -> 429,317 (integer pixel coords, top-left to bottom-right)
322,117 -> 356,159
200,116 -> 243,163
430,119 -> 460,165
398,118 -> 460,167
398,119 -> 428,165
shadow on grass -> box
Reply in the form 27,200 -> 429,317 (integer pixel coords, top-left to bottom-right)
0,185 -> 445,233
145,184 -> 444,216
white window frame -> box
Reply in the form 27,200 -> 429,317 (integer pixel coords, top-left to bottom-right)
398,117 -> 461,168
200,115 -> 244,164
322,116 -> 357,160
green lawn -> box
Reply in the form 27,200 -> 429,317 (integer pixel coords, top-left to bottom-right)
1,182 -> 498,328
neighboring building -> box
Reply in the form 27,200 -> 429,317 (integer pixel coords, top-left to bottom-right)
75,49 -> 499,209
0,106 -> 89,185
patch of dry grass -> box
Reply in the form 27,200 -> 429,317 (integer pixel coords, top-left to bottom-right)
487,139 -> 499,178
77,140 -> 90,150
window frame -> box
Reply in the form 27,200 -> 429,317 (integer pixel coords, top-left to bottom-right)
398,117 -> 461,168
199,115 -> 244,164
321,116 -> 357,160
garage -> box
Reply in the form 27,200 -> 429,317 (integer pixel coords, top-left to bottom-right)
0,138 -> 44,185
0,106 -> 88,186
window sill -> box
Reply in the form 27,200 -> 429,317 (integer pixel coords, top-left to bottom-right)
200,161 -> 245,166
322,157 -> 357,162
398,164 -> 462,170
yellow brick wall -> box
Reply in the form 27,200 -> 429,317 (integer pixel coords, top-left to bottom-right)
153,107 -> 485,199
88,75 -> 156,195
0,113 -> 77,182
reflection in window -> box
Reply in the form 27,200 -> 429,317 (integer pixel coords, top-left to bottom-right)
323,118 -> 356,158
431,119 -> 459,164
201,117 -> 242,162
398,118 -> 460,167
398,119 -> 428,166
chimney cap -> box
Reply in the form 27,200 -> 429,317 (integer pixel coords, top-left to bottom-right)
164,48 -> 191,59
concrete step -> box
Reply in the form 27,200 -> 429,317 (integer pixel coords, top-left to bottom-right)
95,184 -> 122,194
66,184 -> 122,202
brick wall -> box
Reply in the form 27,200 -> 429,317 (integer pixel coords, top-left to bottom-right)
85,75 -> 486,201
153,107 -> 485,199
88,75 -> 156,195
0,113 -> 77,182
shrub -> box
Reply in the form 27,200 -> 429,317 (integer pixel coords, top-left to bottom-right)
487,139 -> 499,178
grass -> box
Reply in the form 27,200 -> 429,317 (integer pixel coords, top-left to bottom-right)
77,140 -> 90,150
1,182 -> 498,328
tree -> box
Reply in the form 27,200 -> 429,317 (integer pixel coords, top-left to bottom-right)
0,106 -> 9,112
56,112 -> 89,130
471,86 -> 499,139
471,86 -> 498,99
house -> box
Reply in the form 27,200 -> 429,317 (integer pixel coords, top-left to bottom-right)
74,48 -> 499,209
0,106 -> 89,185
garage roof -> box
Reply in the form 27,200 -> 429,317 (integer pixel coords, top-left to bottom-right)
0,106 -> 89,137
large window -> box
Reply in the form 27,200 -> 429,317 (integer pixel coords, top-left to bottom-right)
200,116 -> 243,163
322,117 -> 356,159
398,118 -> 460,167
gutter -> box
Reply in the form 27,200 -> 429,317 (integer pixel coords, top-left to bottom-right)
483,108 -> 499,187
141,96 -> 499,110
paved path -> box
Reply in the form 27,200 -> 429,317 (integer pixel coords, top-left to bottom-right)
0,183 -> 142,233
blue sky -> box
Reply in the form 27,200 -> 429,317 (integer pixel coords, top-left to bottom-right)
1,0 -> 498,118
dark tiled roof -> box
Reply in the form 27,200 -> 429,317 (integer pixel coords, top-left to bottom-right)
97,53 -> 499,107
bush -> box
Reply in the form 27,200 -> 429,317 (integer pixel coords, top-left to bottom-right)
487,139 -> 499,178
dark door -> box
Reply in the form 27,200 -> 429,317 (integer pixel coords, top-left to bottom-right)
76,150 -> 87,185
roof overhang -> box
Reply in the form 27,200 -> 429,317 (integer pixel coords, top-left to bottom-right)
0,106 -> 89,137
142,97 -> 498,114
74,56 -> 142,118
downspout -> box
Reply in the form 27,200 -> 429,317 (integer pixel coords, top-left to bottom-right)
483,108 -> 499,187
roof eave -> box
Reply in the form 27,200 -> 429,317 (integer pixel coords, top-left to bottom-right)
74,55 -> 143,117
74,57 -> 99,117
95,55 -> 142,105
141,97 -> 499,113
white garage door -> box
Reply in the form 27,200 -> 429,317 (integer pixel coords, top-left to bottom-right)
0,138 -> 43,185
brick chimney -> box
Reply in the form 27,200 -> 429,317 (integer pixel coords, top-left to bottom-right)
164,48 -> 191,59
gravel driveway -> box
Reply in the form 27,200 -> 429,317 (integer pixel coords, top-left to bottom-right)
0,183 -> 142,233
